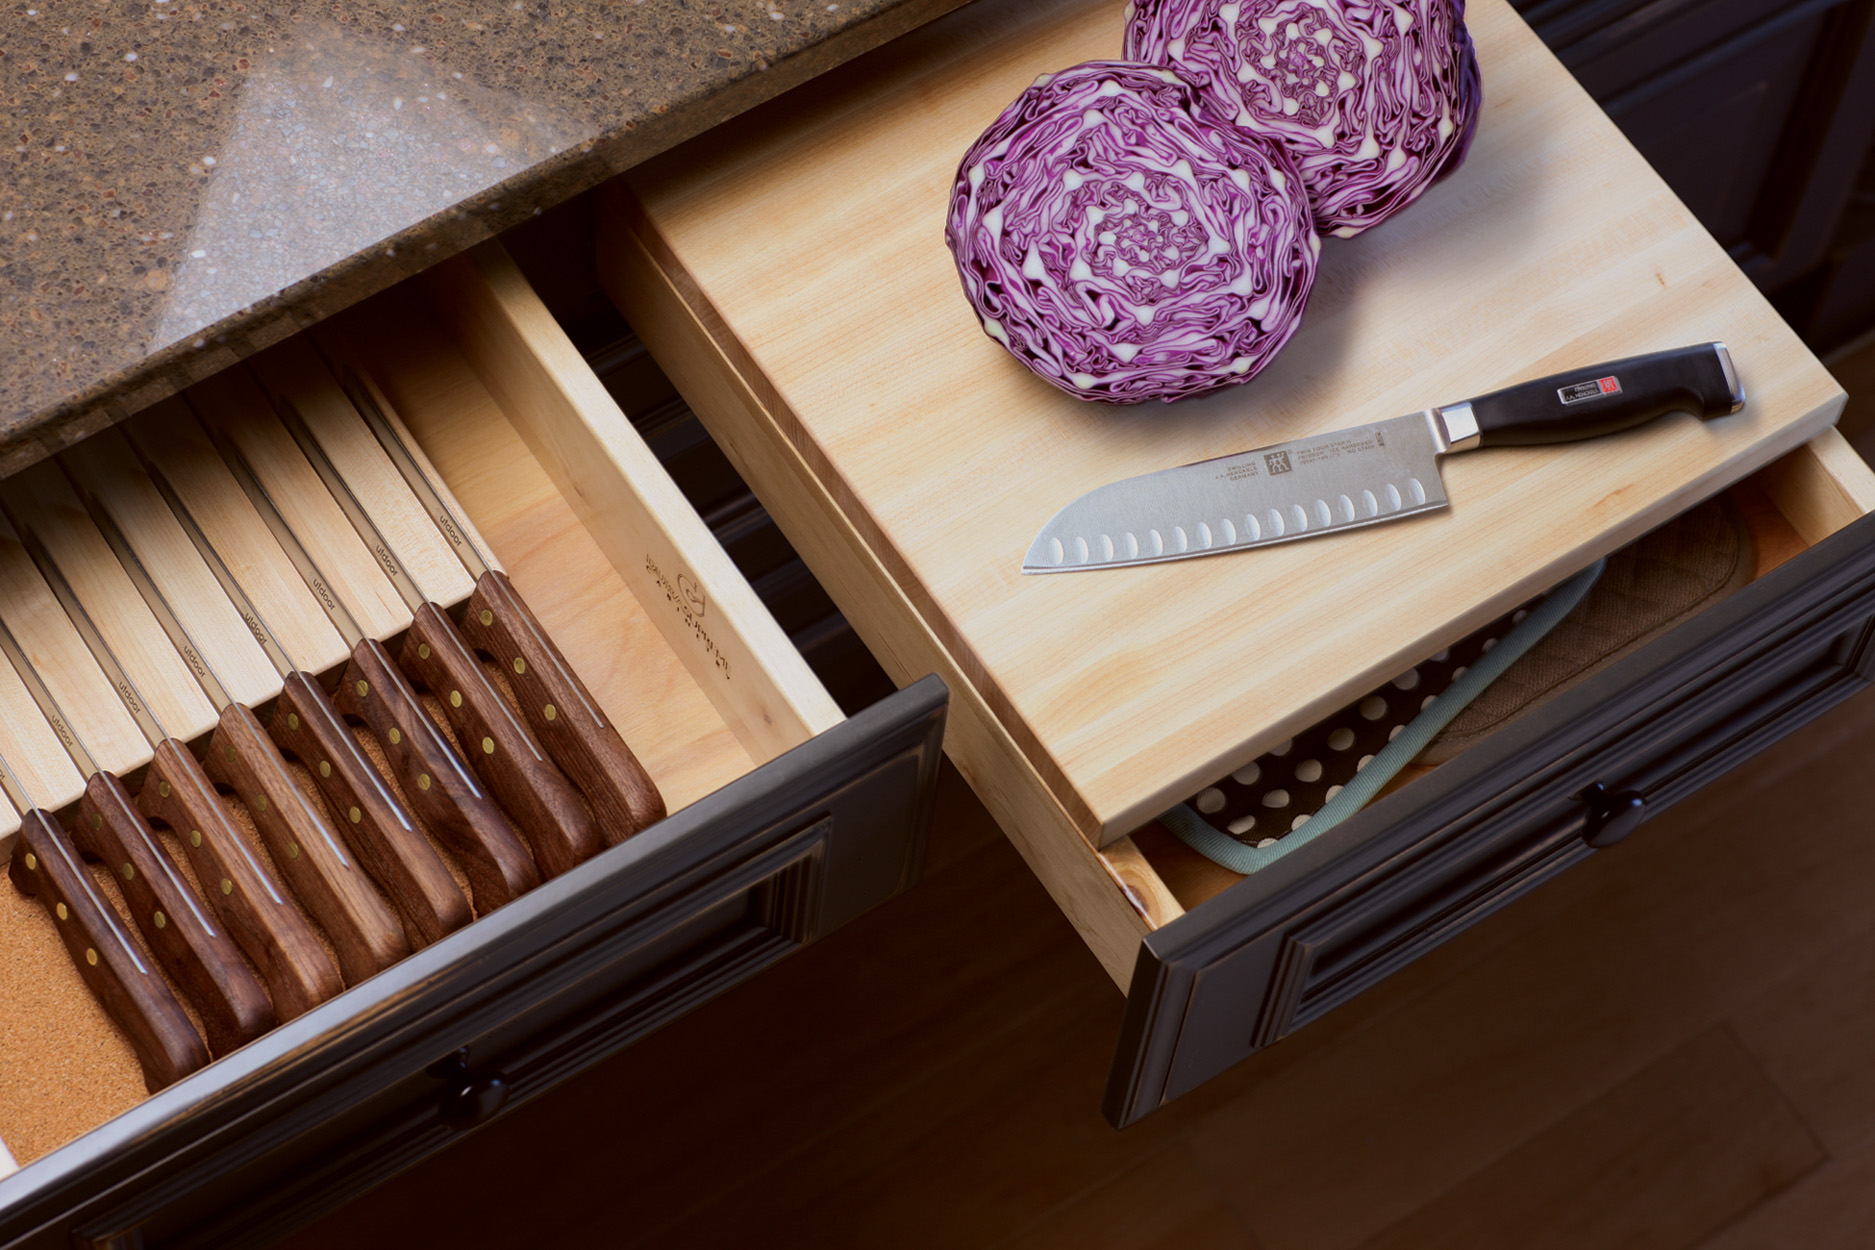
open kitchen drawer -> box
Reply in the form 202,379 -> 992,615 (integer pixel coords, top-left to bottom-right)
593,0 -> 1875,1126
0,243 -> 946,1247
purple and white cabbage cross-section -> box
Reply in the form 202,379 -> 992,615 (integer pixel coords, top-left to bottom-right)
1126,0 -> 1482,237
946,61 -> 1320,405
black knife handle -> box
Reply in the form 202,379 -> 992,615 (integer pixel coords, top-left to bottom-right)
1466,343 -> 1743,448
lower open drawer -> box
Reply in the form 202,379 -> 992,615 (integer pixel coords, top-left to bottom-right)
1103,433 -> 1875,1122
596,138 -> 1875,1129
0,246 -> 946,1247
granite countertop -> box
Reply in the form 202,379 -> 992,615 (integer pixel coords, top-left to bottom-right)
0,0 -> 969,475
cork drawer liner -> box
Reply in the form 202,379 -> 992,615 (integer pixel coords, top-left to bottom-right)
0,241 -> 848,1170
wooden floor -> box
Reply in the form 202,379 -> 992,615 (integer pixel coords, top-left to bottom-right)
286,348 -> 1875,1250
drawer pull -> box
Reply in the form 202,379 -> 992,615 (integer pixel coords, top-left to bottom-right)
430,1048 -> 511,1131
1581,783 -> 1647,848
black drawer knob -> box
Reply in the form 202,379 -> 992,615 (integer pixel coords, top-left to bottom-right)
429,1047 -> 511,1131
1581,783 -> 1647,848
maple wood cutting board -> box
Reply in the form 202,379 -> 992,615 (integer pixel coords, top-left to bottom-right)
618,0 -> 1848,847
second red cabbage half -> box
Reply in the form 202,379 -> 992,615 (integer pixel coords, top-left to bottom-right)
946,61 -> 1320,405
1127,0 -> 1483,237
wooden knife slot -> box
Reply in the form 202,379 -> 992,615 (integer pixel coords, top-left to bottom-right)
1115,427 -> 1875,918
0,244 -> 843,1168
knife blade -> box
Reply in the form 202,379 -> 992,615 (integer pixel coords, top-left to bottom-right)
1023,342 -> 1746,573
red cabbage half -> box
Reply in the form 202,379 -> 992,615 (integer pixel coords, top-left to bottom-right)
1126,0 -> 1483,237
946,61 -> 1319,405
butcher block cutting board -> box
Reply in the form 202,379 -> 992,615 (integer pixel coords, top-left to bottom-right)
613,0 -> 1847,847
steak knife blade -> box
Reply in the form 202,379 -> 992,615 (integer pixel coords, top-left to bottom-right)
1023,342 -> 1744,574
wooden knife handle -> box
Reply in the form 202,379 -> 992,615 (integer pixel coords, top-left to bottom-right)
140,739 -> 342,1021
400,603 -> 602,878
74,772 -> 275,1055
8,809 -> 208,1092
272,670 -> 470,948
334,639 -> 539,911
462,571 -> 666,843
205,703 -> 408,984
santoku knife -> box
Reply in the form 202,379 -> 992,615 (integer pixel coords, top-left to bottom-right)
1023,342 -> 1745,573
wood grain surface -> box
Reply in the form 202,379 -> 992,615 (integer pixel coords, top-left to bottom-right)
137,738 -> 343,1022
462,569 -> 667,843
59,433 -> 282,710
0,465 -> 220,741
122,406 -> 351,676
6,811 -> 207,1093
620,0 -> 1857,844
271,670 -> 471,948
281,686 -> 1875,1250
419,242 -> 845,760
333,637 -> 540,911
401,604 -> 604,879
72,771 -> 275,1055
203,703 -> 408,985
0,245 -> 797,1161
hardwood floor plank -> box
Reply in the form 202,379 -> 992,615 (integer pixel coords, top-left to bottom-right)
1184,690 -> 1875,1250
1696,1131 -> 1875,1250
993,1143 -> 1258,1250
1731,920 -> 1875,1155
1355,1026 -> 1823,1250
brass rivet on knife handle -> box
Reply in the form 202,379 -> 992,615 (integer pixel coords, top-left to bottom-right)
156,414 -> 471,946
182,403 -> 540,914
202,701 -> 409,983
336,362 -> 664,841
252,373 -> 603,875
6,803 -> 208,1091
75,770 -> 275,1052
0,506 -> 279,1050
271,668 -> 472,946
463,571 -> 665,840
65,436 -> 345,1017
332,638 -> 539,907
138,737 -> 342,1019
401,603 -> 604,876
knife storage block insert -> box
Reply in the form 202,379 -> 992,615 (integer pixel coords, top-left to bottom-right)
0,244 -> 843,1167
1123,436 -> 1870,913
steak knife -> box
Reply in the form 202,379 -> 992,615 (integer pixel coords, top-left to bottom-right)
1022,342 -> 1745,573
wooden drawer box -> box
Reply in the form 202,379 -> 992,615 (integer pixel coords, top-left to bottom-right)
595,0 -> 1875,1126
0,247 -> 946,1246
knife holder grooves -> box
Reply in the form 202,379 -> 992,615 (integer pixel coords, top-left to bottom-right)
0,242 -> 843,1167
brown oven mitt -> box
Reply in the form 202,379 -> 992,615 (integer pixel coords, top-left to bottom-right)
1418,494 -> 1752,764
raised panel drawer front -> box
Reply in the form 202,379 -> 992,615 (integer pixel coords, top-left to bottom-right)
599,0 -> 1873,1124
0,245 -> 946,1246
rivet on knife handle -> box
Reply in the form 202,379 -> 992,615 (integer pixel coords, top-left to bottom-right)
118,422 -> 535,919
335,360 -> 664,843
55,437 -> 415,980
461,571 -> 665,840
0,512 -> 277,1051
252,376 -> 604,877
6,801 -> 208,1093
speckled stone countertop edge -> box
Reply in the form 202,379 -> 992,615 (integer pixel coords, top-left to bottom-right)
0,0 -> 977,481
